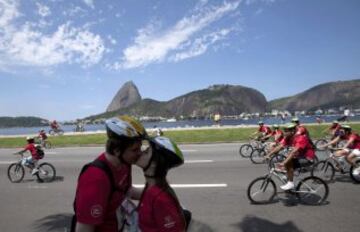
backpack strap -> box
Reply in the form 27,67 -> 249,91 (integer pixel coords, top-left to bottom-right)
71,159 -> 118,232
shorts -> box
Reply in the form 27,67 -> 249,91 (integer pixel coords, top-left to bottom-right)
293,158 -> 314,169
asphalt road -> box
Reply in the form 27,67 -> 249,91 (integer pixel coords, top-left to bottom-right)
0,143 -> 359,232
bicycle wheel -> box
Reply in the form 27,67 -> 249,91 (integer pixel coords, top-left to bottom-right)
311,161 -> 335,182
250,149 -> 266,164
315,139 -> 328,151
38,163 -> 56,182
296,176 -> 329,205
268,154 -> 286,170
247,176 -> 277,204
43,141 -> 52,149
349,159 -> 360,183
49,129 -> 55,135
7,163 -> 25,183
239,144 -> 253,158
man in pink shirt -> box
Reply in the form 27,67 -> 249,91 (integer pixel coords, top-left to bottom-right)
73,115 -> 147,232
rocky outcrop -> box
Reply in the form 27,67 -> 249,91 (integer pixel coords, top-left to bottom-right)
106,81 -> 141,112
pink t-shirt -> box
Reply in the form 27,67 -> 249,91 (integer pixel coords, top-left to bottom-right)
75,153 -> 131,232
138,185 -> 185,232
344,133 -> 360,149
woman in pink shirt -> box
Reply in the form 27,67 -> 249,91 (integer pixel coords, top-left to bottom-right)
136,137 -> 187,232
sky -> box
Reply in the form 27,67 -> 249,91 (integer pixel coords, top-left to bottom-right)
0,0 -> 359,121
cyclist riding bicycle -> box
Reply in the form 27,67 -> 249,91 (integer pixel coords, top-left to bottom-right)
251,121 -> 272,141
38,129 -> 48,142
16,136 -> 44,183
50,120 -> 60,130
262,124 -> 284,148
276,123 -> 316,190
323,120 -> 342,140
320,124 -> 360,174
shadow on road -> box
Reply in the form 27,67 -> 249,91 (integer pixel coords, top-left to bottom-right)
188,220 -> 215,232
33,213 -> 72,232
235,215 -> 303,232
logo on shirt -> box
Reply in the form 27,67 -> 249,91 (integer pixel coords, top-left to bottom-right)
163,216 -> 176,228
91,205 -> 103,218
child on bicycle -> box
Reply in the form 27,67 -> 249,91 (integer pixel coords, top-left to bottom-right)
38,129 -> 48,145
16,136 -> 43,182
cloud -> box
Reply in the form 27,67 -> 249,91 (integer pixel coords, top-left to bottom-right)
170,28 -> 231,62
36,2 -> 51,17
114,1 -> 240,69
83,0 -> 95,9
0,0 -> 19,28
0,1 -> 105,68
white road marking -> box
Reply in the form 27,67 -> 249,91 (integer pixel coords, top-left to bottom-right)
181,149 -> 197,152
133,183 -> 227,188
28,185 -> 48,189
0,161 -> 13,164
185,160 -> 213,163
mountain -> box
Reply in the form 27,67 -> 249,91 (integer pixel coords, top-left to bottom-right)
0,117 -> 49,128
92,84 -> 267,119
106,81 -> 141,112
268,79 -> 360,111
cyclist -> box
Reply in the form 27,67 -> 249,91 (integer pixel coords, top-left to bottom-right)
50,120 -> 60,131
16,136 -> 43,182
38,129 -> 48,145
251,121 -> 272,141
262,124 -> 283,148
276,123 -> 316,190
320,125 -> 360,174
73,115 -> 147,232
136,136 -> 187,231
323,120 -> 342,140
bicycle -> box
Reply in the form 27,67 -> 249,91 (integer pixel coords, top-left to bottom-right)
311,148 -> 360,183
239,138 -> 265,158
35,138 -> 52,149
7,153 -> 56,183
49,128 -> 64,136
247,168 -> 329,205
249,141 -> 274,164
315,135 -> 346,151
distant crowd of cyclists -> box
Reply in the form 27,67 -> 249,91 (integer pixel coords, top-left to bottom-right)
249,118 -> 360,190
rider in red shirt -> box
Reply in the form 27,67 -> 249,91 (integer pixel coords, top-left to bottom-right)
137,137 -> 187,232
50,120 -> 59,130
251,121 -> 272,141
277,123 -> 316,190
16,136 -> 43,182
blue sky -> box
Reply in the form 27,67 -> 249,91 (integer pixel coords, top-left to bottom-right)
0,0 -> 359,121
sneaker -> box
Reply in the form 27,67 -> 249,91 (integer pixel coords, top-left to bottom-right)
31,168 -> 39,175
280,181 -> 295,190
352,167 -> 360,175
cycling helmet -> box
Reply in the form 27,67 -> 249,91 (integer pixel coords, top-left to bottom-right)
105,115 -> 147,140
26,136 -> 35,141
258,121 -> 264,125
291,117 -> 299,123
332,120 -> 339,124
341,124 -> 352,132
283,123 -> 296,131
149,136 -> 184,170
272,124 -> 279,129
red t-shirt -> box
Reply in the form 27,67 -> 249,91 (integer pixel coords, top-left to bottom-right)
138,185 -> 185,232
25,143 -> 41,160
272,129 -> 284,143
258,125 -> 272,135
343,133 -> 360,149
75,153 -> 131,232
292,135 -> 315,160
296,125 -> 308,136
39,131 -> 47,140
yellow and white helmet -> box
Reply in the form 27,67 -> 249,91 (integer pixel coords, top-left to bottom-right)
105,115 -> 147,139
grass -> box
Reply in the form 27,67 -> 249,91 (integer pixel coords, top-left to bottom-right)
0,123 -> 359,148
